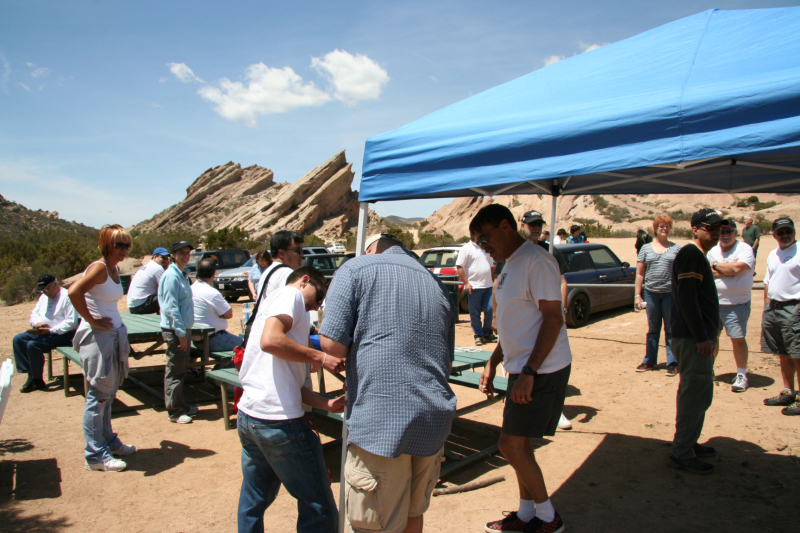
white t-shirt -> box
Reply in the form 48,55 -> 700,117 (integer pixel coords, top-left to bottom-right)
256,262 -> 293,312
706,241 -> 755,305
455,241 -> 494,289
191,280 -> 231,333
553,235 -> 563,245
495,240 -> 572,374
127,260 -> 165,307
238,286 -> 310,420
764,242 -> 800,302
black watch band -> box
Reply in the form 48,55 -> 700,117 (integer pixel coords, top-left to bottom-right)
522,365 -> 537,376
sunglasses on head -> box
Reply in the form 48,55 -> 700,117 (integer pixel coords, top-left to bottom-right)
311,282 -> 325,305
114,241 -> 131,250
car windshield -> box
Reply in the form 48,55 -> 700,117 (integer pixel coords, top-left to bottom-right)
188,252 -> 204,267
420,250 -> 459,268
240,256 -> 255,268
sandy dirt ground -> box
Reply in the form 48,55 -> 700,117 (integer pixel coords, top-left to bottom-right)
1,237 -> 797,532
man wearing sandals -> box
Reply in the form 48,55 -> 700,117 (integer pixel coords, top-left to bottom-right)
668,208 -> 721,475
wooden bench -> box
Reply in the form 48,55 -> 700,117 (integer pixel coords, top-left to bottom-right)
56,346 -> 88,397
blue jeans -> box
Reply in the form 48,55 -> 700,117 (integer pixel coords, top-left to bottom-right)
83,386 -> 122,463
468,287 -> 493,337
199,330 -> 243,352
642,290 -> 676,367
13,330 -> 75,380
237,412 -> 338,533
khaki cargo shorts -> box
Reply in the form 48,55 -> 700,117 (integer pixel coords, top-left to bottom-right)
344,443 -> 444,533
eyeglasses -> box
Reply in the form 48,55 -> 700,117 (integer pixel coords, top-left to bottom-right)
114,241 -> 131,250
286,247 -> 304,255
720,229 -> 735,235
657,225 -> 671,230
476,226 -> 499,248
524,220 -> 544,227
776,229 -> 795,237
311,282 -> 325,305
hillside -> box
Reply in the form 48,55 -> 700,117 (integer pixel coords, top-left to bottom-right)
0,194 -> 97,238
421,193 -> 800,239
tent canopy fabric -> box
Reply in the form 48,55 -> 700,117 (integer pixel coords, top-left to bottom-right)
359,8 -> 800,202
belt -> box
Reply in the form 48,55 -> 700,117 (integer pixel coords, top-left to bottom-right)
771,299 -> 800,308
209,330 -> 227,339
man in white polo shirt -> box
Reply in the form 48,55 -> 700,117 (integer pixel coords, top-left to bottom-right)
761,217 -> 800,416
127,247 -> 170,314
191,258 -> 242,353
707,219 -> 755,392
474,204 -> 572,533
457,232 -> 495,346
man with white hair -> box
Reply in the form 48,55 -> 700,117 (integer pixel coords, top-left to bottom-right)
742,215 -> 760,259
707,219 -> 755,392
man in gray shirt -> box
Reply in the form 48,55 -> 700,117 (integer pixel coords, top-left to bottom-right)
320,233 -> 456,533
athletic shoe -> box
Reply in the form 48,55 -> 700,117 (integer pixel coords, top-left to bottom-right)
110,443 -> 136,457
667,454 -> 713,475
483,334 -> 498,343
85,457 -> 127,472
475,336 -> 484,346
666,364 -> 678,377
485,511 -> 528,532
557,413 -> 572,430
169,414 -> 193,424
692,443 -> 715,458
781,400 -> 800,416
523,512 -> 565,533
764,390 -> 796,406
636,364 -> 655,372
186,405 -> 199,416
731,374 -> 748,392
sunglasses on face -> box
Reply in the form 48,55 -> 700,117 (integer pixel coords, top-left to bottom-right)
114,241 -> 131,250
311,283 -> 325,305
476,226 -> 499,248
776,229 -> 795,237
720,229 -> 735,235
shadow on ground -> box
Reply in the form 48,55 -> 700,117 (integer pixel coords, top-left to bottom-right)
716,372 -> 774,388
0,504 -> 71,533
124,440 -> 216,477
0,457 -> 62,502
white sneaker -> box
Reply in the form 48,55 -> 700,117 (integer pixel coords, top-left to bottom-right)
186,405 -> 199,416
169,414 -> 193,424
731,373 -> 749,392
558,412 -> 572,430
110,443 -> 136,457
86,457 -> 127,472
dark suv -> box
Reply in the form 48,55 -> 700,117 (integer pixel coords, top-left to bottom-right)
186,249 -> 250,280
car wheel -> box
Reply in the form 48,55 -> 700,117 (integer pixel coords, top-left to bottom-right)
459,293 -> 469,313
566,293 -> 590,328
224,294 -> 239,303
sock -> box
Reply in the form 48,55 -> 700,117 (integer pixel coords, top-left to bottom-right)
785,388 -> 795,395
535,499 -> 555,523
737,368 -> 747,376
517,499 -> 536,522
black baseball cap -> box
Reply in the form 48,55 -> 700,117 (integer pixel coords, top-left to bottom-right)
772,217 -> 795,232
170,241 -> 194,253
36,274 -> 56,291
521,210 -> 545,224
720,219 -> 737,229
691,208 -> 722,228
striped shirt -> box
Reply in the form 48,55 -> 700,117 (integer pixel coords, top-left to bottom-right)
637,242 -> 681,293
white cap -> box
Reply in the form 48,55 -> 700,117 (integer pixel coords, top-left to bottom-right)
364,233 -> 402,250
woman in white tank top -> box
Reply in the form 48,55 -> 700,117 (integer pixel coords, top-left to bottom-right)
68,224 -> 135,473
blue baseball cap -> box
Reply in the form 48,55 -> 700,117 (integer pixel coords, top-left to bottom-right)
152,247 -> 170,256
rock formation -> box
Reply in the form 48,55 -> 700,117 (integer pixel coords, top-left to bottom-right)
131,150 -> 376,242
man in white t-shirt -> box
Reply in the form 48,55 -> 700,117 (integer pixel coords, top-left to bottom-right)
456,234 -> 495,345
127,247 -> 170,314
236,266 -> 345,533
191,258 -> 242,353
707,219 -> 755,392
761,217 -> 800,416
255,231 -> 303,305
473,204 -> 572,533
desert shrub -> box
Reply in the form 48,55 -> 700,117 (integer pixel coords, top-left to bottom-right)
204,226 -> 249,250
303,234 -> 326,247
419,220 -> 429,228
579,222 -> 636,239
574,217 -> 598,226
417,231 -> 456,248
384,227 -> 416,250
457,235 -> 470,243
667,209 -> 693,222
754,201 -> 778,211
130,229 -> 201,258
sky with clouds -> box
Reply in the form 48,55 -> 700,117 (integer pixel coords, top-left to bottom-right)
0,0 -> 796,228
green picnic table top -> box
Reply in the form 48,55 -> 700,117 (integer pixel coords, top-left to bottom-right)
120,312 -> 214,340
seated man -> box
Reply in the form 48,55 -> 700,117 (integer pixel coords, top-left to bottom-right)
192,258 -> 243,352
13,274 -> 79,392
127,247 -> 170,314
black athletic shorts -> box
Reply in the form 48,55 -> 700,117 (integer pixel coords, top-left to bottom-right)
502,364 -> 571,438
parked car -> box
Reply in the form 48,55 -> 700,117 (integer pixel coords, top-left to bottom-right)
302,253 -> 348,277
327,243 -> 346,254
212,256 -> 256,302
303,246 -> 330,255
419,245 -> 469,312
186,249 -> 250,281
558,243 -> 636,328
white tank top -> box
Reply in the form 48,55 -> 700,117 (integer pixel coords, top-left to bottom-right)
84,260 -> 123,329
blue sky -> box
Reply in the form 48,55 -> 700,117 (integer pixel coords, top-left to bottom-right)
1,0 -> 796,228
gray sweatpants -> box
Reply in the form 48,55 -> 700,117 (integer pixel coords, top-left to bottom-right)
162,329 -> 191,417
671,337 -> 715,461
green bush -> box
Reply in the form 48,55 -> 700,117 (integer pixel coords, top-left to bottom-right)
754,201 -> 778,211
384,227 -> 416,250
419,220 -> 429,228
130,229 -> 201,258
417,231 -> 456,248
457,236 -> 470,243
303,234 -> 326,247
579,222 -> 636,239
204,226 -> 249,250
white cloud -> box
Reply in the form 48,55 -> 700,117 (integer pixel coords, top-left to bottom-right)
543,55 -> 565,67
18,82 -> 30,91
167,62 -> 204,83
31,66 -> 51,78
542,42 -> 606,67
198,63 -> 331,126
311,49 -> 389,104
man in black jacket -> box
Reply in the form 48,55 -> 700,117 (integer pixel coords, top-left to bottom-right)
668,208 -> 721,475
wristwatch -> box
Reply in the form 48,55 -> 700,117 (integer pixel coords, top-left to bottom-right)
522,365 -> 538,376
562,307 -> 568,314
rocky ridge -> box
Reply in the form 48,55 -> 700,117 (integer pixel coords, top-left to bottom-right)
0,194 -> 97,238
132,150 -> 379,242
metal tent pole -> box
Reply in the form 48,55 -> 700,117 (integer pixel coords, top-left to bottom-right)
549,195 -> 558,253
338,201 -> 370,533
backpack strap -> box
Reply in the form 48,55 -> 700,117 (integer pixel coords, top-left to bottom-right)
246,263 -> 292,326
